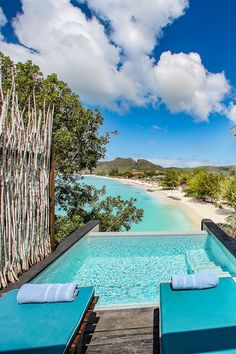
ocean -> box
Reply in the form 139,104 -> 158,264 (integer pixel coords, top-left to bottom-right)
57,176 -> 197,231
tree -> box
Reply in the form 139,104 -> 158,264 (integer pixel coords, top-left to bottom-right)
0,53 -> 112,174
186,170 -> 222,202
109,167 -> 119,176
87,196 -> 144,231
1,52 -> 143,244
220,176 -> 236,235
179,171 -> 192,186
162,169 -> 179,189
224,176 -> 236,210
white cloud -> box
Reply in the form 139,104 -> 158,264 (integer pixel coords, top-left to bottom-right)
0,7 -> 7,27
0,0 -> 232,120
227,104 -> 236,122
148,140 -> 157,145
152,124 -> 162,130
153,51 -> 230,121
83,0 -> 188,56
0,6 -> 7,40
149,157 -> 235,168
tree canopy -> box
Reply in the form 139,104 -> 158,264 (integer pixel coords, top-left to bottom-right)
0,52 -> 143,244
162,169 -> 179,189
186,170 -> 223,202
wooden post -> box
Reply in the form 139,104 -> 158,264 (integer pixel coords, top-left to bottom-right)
49,144 -> 55,251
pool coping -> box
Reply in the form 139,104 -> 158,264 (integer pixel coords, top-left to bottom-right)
89,230 -> 208,236
96,302 -> 159,311
202,219 -> 236,259
0,220 -> 101,296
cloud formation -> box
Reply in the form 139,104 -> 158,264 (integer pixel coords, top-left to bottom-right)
152,125 -> 162,130
227,104 -> 236,122
149,157 -> 234,168
153,52 -> 229,121
0,0 -> 231,120
0,6 -> 7,39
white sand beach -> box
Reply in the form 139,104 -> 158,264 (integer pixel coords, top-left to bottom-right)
121,178 -> 234,226
87,175 -> 234,227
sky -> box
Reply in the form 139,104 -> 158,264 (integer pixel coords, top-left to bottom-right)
0,0 -> 236,167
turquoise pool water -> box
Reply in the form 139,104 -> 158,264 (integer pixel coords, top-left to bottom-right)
57,176 -> 196,231
33,233 -> 236,307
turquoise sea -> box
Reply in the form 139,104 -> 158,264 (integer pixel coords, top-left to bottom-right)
59,176 -> 197,231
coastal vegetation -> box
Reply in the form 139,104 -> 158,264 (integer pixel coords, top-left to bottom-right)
162,170 -> 179,190
0,53 -> 143,245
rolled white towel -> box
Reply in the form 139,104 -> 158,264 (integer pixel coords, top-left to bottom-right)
17,283 -> 79,304
171,272 -> 219,290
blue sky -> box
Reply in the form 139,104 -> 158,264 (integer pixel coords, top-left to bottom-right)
0,0 -> 236,167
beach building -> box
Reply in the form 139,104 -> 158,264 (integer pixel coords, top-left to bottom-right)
131,171 -> 145,176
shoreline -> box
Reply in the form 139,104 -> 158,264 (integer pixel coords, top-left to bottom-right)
84,175 -> 234,227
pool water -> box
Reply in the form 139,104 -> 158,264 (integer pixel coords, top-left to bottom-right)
33,233 -> 236,307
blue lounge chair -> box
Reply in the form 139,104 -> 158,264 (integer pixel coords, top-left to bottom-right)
160,277 -> 236,354
0,286 -> 97,353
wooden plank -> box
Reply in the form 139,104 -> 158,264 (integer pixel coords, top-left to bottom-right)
49,143 -> 55,251
83,307 -> 160,354
68,296 -> 99,353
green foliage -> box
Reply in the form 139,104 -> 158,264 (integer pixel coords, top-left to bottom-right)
179,171 -> 192,186
55,215 -> 83,246
223,176 -> 236,210
121,171 -> 133,178
55,175 -> 143,237
0,54 -> 112,174
219,176 -> 236,237
95,157 -> 163,174
87,196 -> 144,231
0,52 -> 144,243
109,167 -> 119,176
162,169 -> 179,189
186,170 -> 223,202
144,171 -> 156,177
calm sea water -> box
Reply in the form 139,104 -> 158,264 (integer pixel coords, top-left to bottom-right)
56,176 -> 197,231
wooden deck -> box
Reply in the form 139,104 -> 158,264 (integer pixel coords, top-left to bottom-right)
82,307 -> 160,354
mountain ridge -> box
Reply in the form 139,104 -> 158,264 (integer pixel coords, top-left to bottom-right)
94,157 -> 236,174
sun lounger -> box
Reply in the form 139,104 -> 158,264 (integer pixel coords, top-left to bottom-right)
160,277 -> 236,354
0,286 -> 97,353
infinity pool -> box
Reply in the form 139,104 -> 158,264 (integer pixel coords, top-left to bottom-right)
33,232 -> 236,308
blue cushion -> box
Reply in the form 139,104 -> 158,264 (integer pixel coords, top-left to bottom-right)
0,286 -> 94,353
160,278 -> 236,354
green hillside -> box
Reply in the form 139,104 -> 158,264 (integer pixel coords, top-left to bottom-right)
93,157 -> 236,175
172,165 -> 236,174
94,157 -> 164,174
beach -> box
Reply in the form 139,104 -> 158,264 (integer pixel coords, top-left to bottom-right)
88,175 -> 234,227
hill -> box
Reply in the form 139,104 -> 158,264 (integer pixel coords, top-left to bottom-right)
94,157 -> 164,174
171,165 -> 236,174
93,157 -> 236,175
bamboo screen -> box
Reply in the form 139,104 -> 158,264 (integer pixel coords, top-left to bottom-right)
0,85 -> 53,288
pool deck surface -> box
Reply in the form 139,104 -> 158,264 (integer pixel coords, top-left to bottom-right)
82,307 -> 160,353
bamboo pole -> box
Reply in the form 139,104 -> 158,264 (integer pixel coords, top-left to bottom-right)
0,81 -> 54,288
49,144 -> 55,252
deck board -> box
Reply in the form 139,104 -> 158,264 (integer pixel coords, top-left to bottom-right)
82,307 -> 160,354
